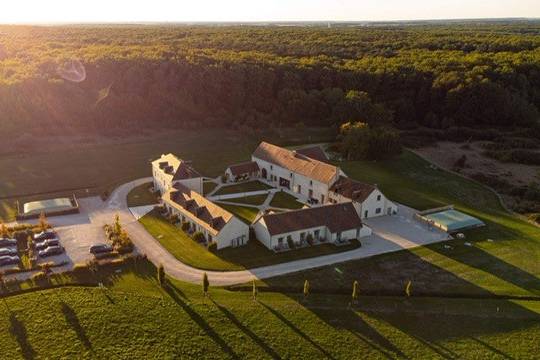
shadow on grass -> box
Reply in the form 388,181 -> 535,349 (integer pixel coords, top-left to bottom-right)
164,283 -> 239,360
9,313 -> 35,360
60,301 -> 92,350
259,301 -> 337,360
212,299 -> 281,360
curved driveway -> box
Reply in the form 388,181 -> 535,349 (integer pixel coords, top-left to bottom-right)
110,178 -> 450,286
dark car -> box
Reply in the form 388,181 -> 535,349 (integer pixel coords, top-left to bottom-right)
89,244 -> 113,255
34,230 -> 56,242
0,247 -> 18,257
35,239 -> 60,251
38,245 -> 64,258
0,255 -> 20,266
0,238 -> 17,247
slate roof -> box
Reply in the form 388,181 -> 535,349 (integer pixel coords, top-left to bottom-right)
227,161 -> 260,177
261,203 -> 363,236
295,146 -> 329,163
252,142 -> 338,185
152,153 -> 201,180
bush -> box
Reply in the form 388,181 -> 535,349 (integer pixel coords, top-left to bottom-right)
168,214 -> 179,224
306,233 -> 314,245
454,154 -> 467,169
207,241 -> 218,252
181,222 -> 190,231
287,237 -> 295,249
31,271 -> 48,284
192,232 -> 206,243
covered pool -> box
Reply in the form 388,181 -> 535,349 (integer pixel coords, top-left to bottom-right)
22,197 -> 78,217
423,209 -> 484,233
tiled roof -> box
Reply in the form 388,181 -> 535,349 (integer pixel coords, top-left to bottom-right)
261,203 -> 363,236
295,146 -> 329,163
252,142 -> 338,185
330,176 -> 376,203
164,184 -> 233,235
152,153 -> 201,180
227,161 -> 260,177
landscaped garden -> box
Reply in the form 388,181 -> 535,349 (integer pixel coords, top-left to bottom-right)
215,203 -> 261,224
126,182 -> 158,207
221,194 -> 268,206
138,210 -> 361,271
269,191 -> 305,210
214,181 -> 272,196
203,181 -> 218,196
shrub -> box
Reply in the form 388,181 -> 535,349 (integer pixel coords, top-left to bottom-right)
157,264 -> 165,286
181,222 -> 190,231
207,241 -> 218,252
168,214 -> 179,224
192,232 -> 206,243
31,271 -> 48,284
306,233 -> 314,245
454,154 -> 467,169
287,237 -> 295,249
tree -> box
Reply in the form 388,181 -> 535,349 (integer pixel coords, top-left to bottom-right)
42,263 -> 52,284
339,121 -> 401,160
303,280 -> 310,300
0,272 -> 5,294
0,222 -> 8,238
157,264 -> 166,287
405,280 -> 412,297
113,214 -> 122,235
252,279 -> 258,301
202,272 -> 209,297
352,280 -> 359,304
38,212 -> 49,233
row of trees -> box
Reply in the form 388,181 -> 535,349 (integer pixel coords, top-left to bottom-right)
0,24 -> 539,139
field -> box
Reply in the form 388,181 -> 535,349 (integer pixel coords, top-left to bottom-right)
269,191 -> 305,209
138,210 -> 361,271
253,151 -> 540,299
0,259 -> 538,359
0,128 -> 333,222
126,182 -> 158,207
214,181 -> 273,196
217,204 -> 261,224
222,194 -> 268,206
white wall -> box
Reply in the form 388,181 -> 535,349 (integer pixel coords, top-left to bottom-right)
252,218 -> 272,249
252,157 -> 332,203
176,177 -> 203,195
216,218 -> 250,250
152,164 -> 174,195
328,188 -> 397,219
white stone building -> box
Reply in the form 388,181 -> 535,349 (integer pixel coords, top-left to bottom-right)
252,142 -> 344,204
253,202 -> 372,251
329,176 -> 398,219
151,153 -> 203,195
162,184 -> 250,249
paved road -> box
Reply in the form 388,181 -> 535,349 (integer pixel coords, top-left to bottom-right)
112,179 -> 450,286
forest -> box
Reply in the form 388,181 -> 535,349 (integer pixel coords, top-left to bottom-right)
0,22 -> 539,138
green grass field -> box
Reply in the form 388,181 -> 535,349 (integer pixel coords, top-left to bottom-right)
217,203 -> 261,224
269,191 -> 305,209
255,151 -> 540,299
222,194 -> 268,206
214,181 -> 272,196
0,260 -> 538,359
139,210 -> 361,271
203,181 -> 218,196
126,182 -> 158,207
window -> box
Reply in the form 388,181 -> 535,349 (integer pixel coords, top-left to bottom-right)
310,180 -> 313,186
364,210 -> 368,218
290,172 -> 293,178
278,237 -> 283,245
270,165 -> 273,170
300,232 -> 306,242
314,230 -> 320,240
377,194 -> 382,201
376,208 -> 382,214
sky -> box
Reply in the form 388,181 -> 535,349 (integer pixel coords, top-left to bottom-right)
0,0 -> 539,24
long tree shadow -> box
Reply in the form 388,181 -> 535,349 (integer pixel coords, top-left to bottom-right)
259,301 -> 337,360
9,313 -> 35,360
60,301 -> 92,350
164,283 -> 240,360
212,299 -> 281,359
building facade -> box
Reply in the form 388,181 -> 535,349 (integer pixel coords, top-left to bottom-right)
152,153 -> 203,195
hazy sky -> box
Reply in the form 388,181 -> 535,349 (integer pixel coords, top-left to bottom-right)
1,0 -> 539,23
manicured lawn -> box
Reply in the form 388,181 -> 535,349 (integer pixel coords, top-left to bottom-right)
269,191 -> 305,209
222,194 -> 268,206
217,203 -> 261,224
203,181 -> 218,196
139,210 -> 361,271
214,181 -> 272,196
126,182 -> 158,207
257,151 -> 540,298
0,261 -> 538,359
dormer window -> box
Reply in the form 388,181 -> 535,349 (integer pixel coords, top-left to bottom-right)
377,195 -> 382,201
310,180 -> 313,186
290,173 -> 293,178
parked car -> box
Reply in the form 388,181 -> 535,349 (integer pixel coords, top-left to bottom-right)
35,239 -> 60,251
0,255 -> 20,266
90,244 -> 113,255
0,238 -> 17,247
38,246 -> 64,258
0,247 -> 18,257
34,230 -> 56,242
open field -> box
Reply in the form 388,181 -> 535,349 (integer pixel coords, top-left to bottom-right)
126,182 -> 158,208
138,210 -> 361,271
0,128 -> 334,222
0,259 -> 539,359
214,181 -> 273,196
269,191 -> 305,209
252,151 -> 540,298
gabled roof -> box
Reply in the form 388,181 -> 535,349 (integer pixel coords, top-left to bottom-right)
227,161 -> 260,177
164,183 -> 233,235
261,203 -> 363,236
330,176 -> 376,203
152,153 -> 201,180
252,142 -> 338,185
295,146 -> 329,163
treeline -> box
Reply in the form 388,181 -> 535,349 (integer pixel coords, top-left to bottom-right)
0,24 -> 539,138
